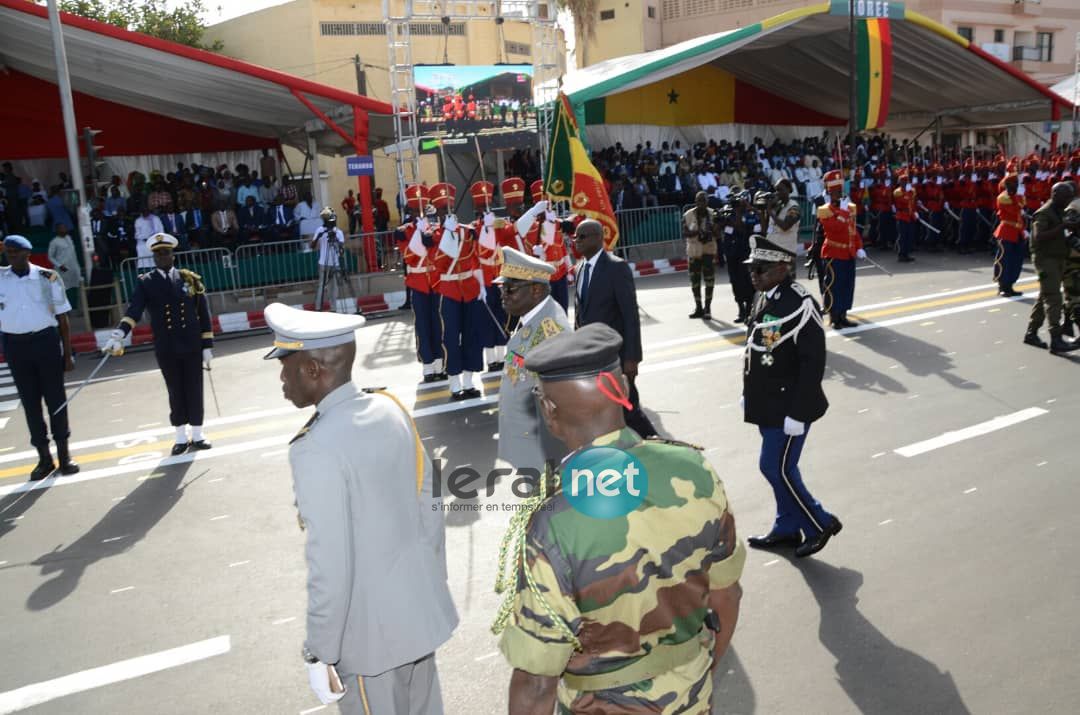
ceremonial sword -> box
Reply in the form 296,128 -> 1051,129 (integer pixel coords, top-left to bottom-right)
480,294 -> 509,342
861,253 -> 894,277
917,217 -> 941,235
204,366 -> 222,417
52,351 -> 112,416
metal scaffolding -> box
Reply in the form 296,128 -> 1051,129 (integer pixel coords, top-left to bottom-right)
381,0 -> 560,196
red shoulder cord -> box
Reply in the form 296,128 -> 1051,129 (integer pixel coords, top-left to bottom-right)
596,372 -> 633,410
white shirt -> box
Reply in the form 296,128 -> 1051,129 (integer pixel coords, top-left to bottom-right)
295,201 -> 322,237
134,214 -> 164,242
520,295 -> 553,327
577,251 -> 602,298
47,235 -> 82,289
0,263 -> 72,334
314,227 -> 345,267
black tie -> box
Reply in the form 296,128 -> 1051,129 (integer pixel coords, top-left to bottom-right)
579,262 -> 591,307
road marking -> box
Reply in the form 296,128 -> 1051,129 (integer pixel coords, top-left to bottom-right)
229,561 -> 250,568
0,401 -> 20,413
101,536 -> 127,544
1046,399 -> 1056,404
474,651 -> 500,662
110,586 -> 135,594
894,408 -> 1048,458
1037,461 -> 1048,467
0,561 -> 7,566
1017,365 -> 1026,371
0,636 -> 230,714
208,478 -> 224,483
111,496 -> 125,502
135,422 -> 161,429
272,617 -> 296,625
908,394 -> 920,400
871,452 -> 886,459
0,418 -> 8,430
763,559 -> 779,567
878,519 -> 893,526
299,706 -> 327,715
210,515 -> 229,521
964,487 -> 978,494
260,449 -> 289,459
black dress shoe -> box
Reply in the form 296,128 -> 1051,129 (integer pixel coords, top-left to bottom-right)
689,307 -> 704,319
702,310 -> 712,321
747,531 -> 804,550
450,390 -> 468,401
422,374 -> 437,384
487,362 -> 504,372
1023,332 -> 1048,349
29,459 -> 55,481
188,440 -> 212,451
171,443 -> 189,456
463,388 -> 482,399
795,518 -> 843,558
435,372 -> 448,381
999,288 -> 1022,298
57,460 -> 80,476
1050,334 -> 1080,355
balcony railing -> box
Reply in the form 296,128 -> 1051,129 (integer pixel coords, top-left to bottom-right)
1012,45 -> 1049,62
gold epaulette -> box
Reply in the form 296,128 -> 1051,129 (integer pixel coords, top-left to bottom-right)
540,317 -> 563,338
178,268 -> 206,295
816,204 -> 833,220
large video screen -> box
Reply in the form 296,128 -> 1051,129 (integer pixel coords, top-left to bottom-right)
414,64 -> 536,137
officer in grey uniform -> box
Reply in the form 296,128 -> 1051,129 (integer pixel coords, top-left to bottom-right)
263,302 -> 458,714
0,235 -> 79,480
495,247 -> 571,476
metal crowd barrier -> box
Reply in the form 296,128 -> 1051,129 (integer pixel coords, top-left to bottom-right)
118,247 -> 236,303
612,205 -> 682,260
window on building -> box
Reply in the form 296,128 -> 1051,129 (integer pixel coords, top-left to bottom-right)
648,5 -> 656,18
957,26 -> 973,42
600,9 -> 615,20
505,40 -> 531,57
1036,31 -> 1053,62
993,29 -> 1004,43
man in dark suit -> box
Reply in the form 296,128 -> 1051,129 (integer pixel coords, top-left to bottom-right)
159,207 -> 188,250
237,195 -> 265,243
266,196 -> 296,242
571,219 -> 656,437
178,198 -> 207,249
740,236 -> 841,559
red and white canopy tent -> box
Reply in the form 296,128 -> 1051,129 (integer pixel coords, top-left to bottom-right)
0,0 -> 395,257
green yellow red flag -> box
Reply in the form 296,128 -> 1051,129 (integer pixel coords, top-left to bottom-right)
855,17 -> 893,130
544,93 -> 619,250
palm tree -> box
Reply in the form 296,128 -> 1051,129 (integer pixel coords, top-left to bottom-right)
557,0 -> 598,66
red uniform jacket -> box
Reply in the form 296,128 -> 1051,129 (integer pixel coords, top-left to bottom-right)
921,181 -> 944,212
976,180 -> 996,211
433,226 -> 481,302
473,219 -> 501,286
399,224 -> 440,294
893,187 -> 917,223
536,220 -> 570,281
955,179 -> 977,210
1023,176 -> 1046,212
994,191 -> 1025,243
817,200 -> 864,260
869,183 -> 893,213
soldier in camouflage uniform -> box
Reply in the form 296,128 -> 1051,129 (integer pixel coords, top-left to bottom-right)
494,323 -> 746,714
683,191 -> 719,320
1062,197 -> 1080,338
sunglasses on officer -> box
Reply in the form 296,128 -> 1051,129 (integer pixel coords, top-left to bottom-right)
749,261 -> 781,275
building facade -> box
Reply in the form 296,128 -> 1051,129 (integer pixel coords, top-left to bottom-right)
206,0 -> 565,223
582,0 -> 1079,87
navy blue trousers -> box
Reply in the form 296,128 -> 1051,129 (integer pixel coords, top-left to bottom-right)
876,212 -> 896,246
440,296 -> 483,375
550,277 -> 569,313
822,257 -> 856,321
412,290 -> 442,365
959,209 -> 977,250
896,221 -> 915,258
995,240 -> 1025,291
758,426 -> 834,538
479,285 -> 509,348
156,348 -> 204,427
6,328 -> 69,448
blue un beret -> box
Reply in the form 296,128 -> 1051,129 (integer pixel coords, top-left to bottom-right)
3,235 -> 33,250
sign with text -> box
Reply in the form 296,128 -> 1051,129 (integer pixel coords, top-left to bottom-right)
346,155 -> 374,177
829,0 -> 904,20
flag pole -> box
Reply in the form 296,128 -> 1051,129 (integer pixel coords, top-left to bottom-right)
848,0 -> 857,181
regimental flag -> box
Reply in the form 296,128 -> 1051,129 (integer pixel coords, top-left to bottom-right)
855,17 -> 893,130
545,94 -> 619,250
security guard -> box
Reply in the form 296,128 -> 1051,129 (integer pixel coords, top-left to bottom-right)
1025,182 -> 1080,354
494,323 -> 745,714
0,235 -> 79,480
103,233 -> 214,455
494,247 -> 570,475
263,303 -> 457,712
993,173 -> 1026,297
742,236 -> 841,558
817,170 -> 867,329
682,191 -> 719,319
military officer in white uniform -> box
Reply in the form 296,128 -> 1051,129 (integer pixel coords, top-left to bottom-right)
263,302 -> 458,713
495,247 -> 571,476
0,235 -> 79,480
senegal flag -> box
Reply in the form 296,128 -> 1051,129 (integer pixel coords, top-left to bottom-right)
855,17 -> 892,130
545,94 -> 619,250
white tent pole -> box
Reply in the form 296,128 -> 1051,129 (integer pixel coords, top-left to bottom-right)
47,0 -> 94,330
307,133 -> 324,210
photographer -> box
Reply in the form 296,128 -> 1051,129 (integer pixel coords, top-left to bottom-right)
312,207 -> 346,312
683,191 -> 719,320
720,201 -> 754,323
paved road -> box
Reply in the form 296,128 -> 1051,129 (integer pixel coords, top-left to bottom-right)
1,251 -> 1077,714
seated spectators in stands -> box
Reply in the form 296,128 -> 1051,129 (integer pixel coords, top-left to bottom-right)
159,205 -> 188,250
259,176 -> 277,207
147,179 -> 172,213
179,197 -> 207,249
237,195 -> 265,243
266,195 -> 296,242
106,207 -> 133,262
610,178 -> 642,212
236,176 -> 259,208
210,201 -> 239,249
294,192 -> 321,252
28,196 -> 48,227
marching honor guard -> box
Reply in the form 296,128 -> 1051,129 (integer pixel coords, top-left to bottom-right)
742,236 -> 841,558
494,247 -> 570,475
0,235 -> 79,480
893,170 -> 918,262
499,177 -> 529,252
529,181 -> 572,312
471,181 -> 509,371
262,303 -> 457,712
994,174 -> 1026,297
431,182 -> 484,399
397,184 -> 445,383
817,170 -> 866,329
103,233 -> 213,455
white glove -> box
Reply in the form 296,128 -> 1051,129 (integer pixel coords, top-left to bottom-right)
532,199 -> 548,215
856,249 -> 867,260
783,417 -> 806,437
515,201 -> 545,238
407,228 -> 427,258
103,329 -> 125,356
483,211 -> 495,228
532,243 -> 545,257
416,217 -> 430,234
544,209 -> 557,223
540,221 -> 557,246
203,348 -> 213,367
753,223 -> 762,233
306,662 -> 346,705
439,230 -> 461,260
443,214 -> 458,232
724,226 -> 735,235
943,201 -> 950,211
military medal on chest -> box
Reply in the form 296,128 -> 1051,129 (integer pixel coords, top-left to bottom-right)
760,314 -> 780,366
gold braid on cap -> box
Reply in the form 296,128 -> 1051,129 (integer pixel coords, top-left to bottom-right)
500,263 -> 549,282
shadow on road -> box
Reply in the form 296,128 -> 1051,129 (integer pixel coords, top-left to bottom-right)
361,318 -> 418,371
25,459 -> 200,611
825,351 -> 908,395
0,487 -> 51,542
711,646 -> 756,714
795,560 -> 971,715
845,326 -> 979,390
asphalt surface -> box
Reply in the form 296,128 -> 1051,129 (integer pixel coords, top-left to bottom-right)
1,248 -> 1078,714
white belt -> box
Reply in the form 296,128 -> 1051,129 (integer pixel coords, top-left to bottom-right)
407,265 -> 436,274
440,272 -> 475,281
